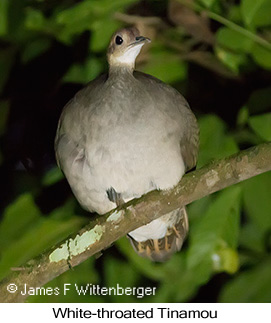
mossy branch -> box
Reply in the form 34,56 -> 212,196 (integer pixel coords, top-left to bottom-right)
1,142 -> 271,302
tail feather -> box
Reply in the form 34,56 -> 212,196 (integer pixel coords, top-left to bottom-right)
128,207 -> 188,262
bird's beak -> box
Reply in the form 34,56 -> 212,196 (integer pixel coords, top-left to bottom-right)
129,36 -> 151,47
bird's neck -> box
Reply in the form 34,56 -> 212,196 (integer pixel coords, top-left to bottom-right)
108,65 -> 134,79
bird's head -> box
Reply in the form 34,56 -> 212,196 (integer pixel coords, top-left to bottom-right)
107,27 -> 151,70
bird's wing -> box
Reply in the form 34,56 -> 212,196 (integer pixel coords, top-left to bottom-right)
55,133 -> 84,175
55,73 -> 108,169
134,71 -> 199,171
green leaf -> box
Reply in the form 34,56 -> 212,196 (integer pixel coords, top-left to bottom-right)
228,5 -> 242,23
62,57 -> 104,84
187,187 -> 242,274
247,86 -> 271,114
0,0 -> 8,35
243,171 -> 271,232
56,1 -> 95,26
188,195 -> 213,224
90,19 -> 121,52
248,113 -> 271,141
251,43 -> 271,70
239,222 -> 265,254
0,194 -> 41,251
216,27 -> 253,53
62,64 -> 86,84
197,115 -> 239,167
55,2 -> 94,43
21,38 -> 51,64
25,8 -> 46,30
7,0 -> 26,36
236,106 -> 249,127
219,258 -> 271,302
198,0 -> 217,8
55,0 -> 136,27
142,52 -> 187,84
0,199 -> 87,280
152,253 -> 203,302
104,257 -> 140,302
42,166 -> 64,186
241,0 -> 271,28
213,247 -> 239,274
54,0 -> 137,44
215,46 -> 248,74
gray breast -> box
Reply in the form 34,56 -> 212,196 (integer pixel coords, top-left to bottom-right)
55,70 -> 199,214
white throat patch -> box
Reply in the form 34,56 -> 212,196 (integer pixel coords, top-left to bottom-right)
115,43 -> 144,65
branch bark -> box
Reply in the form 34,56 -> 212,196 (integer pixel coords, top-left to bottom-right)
1,142 -> 271,302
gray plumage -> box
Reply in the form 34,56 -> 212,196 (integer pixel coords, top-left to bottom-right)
55,27 -> 199,261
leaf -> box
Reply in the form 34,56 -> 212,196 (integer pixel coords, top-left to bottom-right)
228,5 -> 242,23
90,19 -> 121,52
248,113 -> 271,141
104,257 -> 140,302
151,252 -> 202,302
184,51 -> 238,79
198,0 -> 217,8
188,195 -> 213,223
21,38 -> 51,64
197,115 -> 239,167
54,1 -> 94,43
251,43 -> 271,70
25,8 -> 46,30
219,258 -> 271,302
56,0 -> 136,26
239,222 -> 265,254
243,171 -> 271,232
241,0 -> 271,28
142,51 -> 187,84
0,0 -> 8,35
187,186 -> 242,275
62,57 -> 104,84
213,247 -> 239,274
236,106 -> 249,127
0,194 -> 41,251
247,86 -> 271,114
62,64 -> 87,84
56,1 -> 95,26
216,27 -> 253,53
0,199 -> 87,280
215,46 -> 248,74
54,0 -> 137,44
42,166 -> 64,186
6,0 -> 25,35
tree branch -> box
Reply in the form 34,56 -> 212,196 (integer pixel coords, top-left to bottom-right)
1,142 -> 271,302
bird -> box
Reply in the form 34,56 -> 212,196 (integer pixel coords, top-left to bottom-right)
55,26 -> 199,262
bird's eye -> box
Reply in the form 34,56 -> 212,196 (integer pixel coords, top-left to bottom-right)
115,36 -> 123,45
